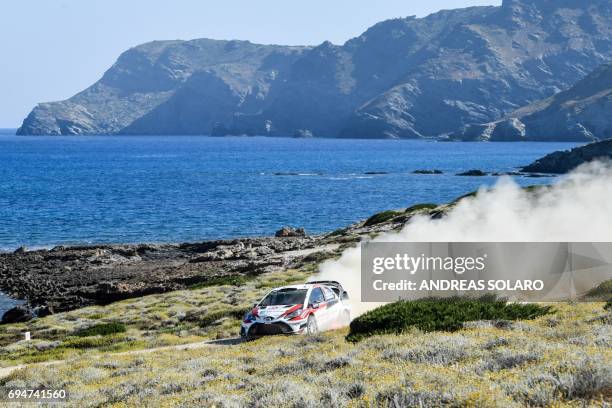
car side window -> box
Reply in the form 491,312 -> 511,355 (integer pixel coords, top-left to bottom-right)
322,287 -> 335,301
309,287 -> 325,305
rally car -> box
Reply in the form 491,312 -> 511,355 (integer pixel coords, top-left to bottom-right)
240,281 -> 350,338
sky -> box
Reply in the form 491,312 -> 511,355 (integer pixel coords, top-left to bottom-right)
0,0 -> 501,128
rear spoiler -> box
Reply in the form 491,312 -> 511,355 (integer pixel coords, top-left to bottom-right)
308,280 -> 349,299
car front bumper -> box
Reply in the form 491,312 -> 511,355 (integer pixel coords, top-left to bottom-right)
241,318 -> 307,337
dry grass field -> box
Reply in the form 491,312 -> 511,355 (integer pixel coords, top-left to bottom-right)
0,299 -> 609,407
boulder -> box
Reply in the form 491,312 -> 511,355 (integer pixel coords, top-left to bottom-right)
456,170 -> 487,177
1,305 -> 33,324
275,227 -> 307,238
413,170 -> 443,175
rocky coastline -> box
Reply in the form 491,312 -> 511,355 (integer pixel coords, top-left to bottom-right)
0,205 -> 437,324
0,235 -> 319,322
522,139 -> 612,174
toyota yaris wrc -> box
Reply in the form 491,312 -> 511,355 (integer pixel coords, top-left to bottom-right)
240,281 -> 350,338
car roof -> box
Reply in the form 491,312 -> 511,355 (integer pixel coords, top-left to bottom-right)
271,283 -> 321,291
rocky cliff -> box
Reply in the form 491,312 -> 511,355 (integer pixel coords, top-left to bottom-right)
456,63 -> 612,142
522,139 -> 612,173
18,0 -> 612,138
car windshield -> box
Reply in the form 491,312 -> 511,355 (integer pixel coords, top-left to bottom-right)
260,289 -> 307,306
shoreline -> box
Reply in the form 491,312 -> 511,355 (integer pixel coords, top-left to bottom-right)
0,202 -> 425,323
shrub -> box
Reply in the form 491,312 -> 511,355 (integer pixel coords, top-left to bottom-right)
62,335 -> 125,349
327,228 -> 347,237
75,322 -> 126,337
482,337 -> 509,350
197,308 -> 246,327
585,279 -> 612,299
346,296 -> 552,342
383,344 -> 467,366
376,385 -> 457,407
479,350 -> 539,372
364,210 -> 402,226
451,191 -> 477,204
509,359 -> 612,405
605,300 -> 611,311
323,355 -> 353,370
405,203 -> 438,213
189,275 -> 250,290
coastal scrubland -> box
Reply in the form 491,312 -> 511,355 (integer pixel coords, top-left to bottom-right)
1,301 -> 609,407
0,196 -> 610,407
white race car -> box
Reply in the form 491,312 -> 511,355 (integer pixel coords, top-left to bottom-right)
240,281 -> 351,338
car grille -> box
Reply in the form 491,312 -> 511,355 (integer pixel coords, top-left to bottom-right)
248,322 -> 293,335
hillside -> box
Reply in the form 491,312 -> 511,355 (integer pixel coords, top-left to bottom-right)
17,0 -> 612,138
1,303 -> 610,407
456,63 -> 612,141
522,139 -> 612,173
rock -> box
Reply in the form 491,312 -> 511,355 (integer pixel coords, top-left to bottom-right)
525,173 -> 555,178
413,170 -> 443,175
364,171 -> 389,175
275,227 -> 307,238
36,304 -> 55,317
456,170 -> 487,177
1,306 -> 33,324
0,236 -> 317,314
522,139 -> 612,174
14,246 -> 27,254
17,1 -> 612,139
456,63 -> 612,142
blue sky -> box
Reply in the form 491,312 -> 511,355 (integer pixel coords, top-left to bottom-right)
0,0 -> 501,127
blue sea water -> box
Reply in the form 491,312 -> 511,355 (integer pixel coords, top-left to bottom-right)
0,135 -> 578,251
0,292 -> 23,317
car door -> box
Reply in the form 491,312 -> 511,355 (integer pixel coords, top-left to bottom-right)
308,287 -> 328,330
322,286 -> 342,329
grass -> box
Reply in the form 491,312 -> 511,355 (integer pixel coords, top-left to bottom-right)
0,302 -> 608,407
0,268 -> 311,366
346,296 -> 553,342
75,322 -> 126,337
187,275 -> 251,290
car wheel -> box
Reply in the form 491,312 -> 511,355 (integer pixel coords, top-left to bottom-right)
306,315 -> 318,336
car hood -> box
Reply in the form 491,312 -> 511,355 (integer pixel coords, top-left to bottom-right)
256,304 -> 301,320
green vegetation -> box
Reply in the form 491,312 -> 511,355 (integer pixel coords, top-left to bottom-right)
63,334 -> 129,349
451,190 -> 478,204
0,268 -> 311,366
327,227 -> 348,237
75,322 -> 126,337
605,300 -> 611,311
186,308 -> 247,327
586,279 -> 612,299
347,296 -> 552,342
188,275 -> 251,290
364,210 -> 402,226
1,302 -> 608,407
405,203 -> 438,213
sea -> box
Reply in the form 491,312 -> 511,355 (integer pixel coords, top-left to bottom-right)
0,133 -> 578,251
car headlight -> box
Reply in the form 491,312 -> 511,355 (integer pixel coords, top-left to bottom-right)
285,309 -> 303,320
